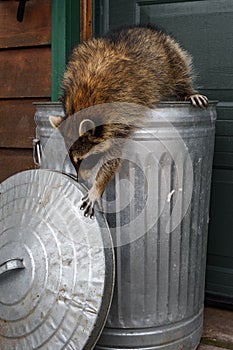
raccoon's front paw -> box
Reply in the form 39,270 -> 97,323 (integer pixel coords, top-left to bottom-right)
187,94 -> 208,108
80,186 -> 103,219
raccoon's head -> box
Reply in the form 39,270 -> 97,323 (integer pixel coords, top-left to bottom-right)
49,116 -> 112,178
68,119 -> 107,177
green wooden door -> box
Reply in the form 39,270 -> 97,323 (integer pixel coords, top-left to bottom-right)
51,0 -> 80,101
93,0 -> 233,306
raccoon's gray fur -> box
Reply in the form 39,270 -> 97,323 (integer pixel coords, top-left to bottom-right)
50,25 -> 208,217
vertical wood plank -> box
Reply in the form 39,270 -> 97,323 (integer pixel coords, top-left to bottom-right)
80,0 -> 93,42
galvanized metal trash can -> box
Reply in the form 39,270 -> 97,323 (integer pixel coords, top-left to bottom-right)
0,101 -> 216,349
33,101 -> 217,350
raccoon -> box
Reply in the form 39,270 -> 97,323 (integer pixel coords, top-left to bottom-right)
50,25 -> 208,218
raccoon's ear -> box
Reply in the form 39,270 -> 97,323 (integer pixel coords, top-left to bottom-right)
49,115 -> 64,129
79,119 -> 95,136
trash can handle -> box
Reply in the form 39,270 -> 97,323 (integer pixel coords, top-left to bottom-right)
0,258 -> 25,278
33,138 -> 42,167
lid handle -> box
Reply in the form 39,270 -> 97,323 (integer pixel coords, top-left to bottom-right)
0,258 -> 25,278
33,138 -> 42,167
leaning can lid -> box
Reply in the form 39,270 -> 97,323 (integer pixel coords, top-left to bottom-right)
0,169 -> 114,350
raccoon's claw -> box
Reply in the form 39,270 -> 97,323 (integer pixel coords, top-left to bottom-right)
80,198 -> 95,219
187,94 -> 208,108
80,188 -> 103,219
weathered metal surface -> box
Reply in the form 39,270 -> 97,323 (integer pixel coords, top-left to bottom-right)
34,101 -> 217,349
0,258 -> 25,277
34,102 -> 74,175
0,169 -> 114,350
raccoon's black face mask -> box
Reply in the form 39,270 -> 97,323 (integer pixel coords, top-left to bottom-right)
68,123 -> 105,181
49,114 -> 114,180
69,148 -> 103,181
68,133 -> 94,174
70,133 -> 95,158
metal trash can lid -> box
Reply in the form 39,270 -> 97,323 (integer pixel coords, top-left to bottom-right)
0,169 -> 115,350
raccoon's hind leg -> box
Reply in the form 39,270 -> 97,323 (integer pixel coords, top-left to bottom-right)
80,157 -> 122,218
186,94 -> 208,108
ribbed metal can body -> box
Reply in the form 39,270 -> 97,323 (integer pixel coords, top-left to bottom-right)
34,102 -> 217,350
